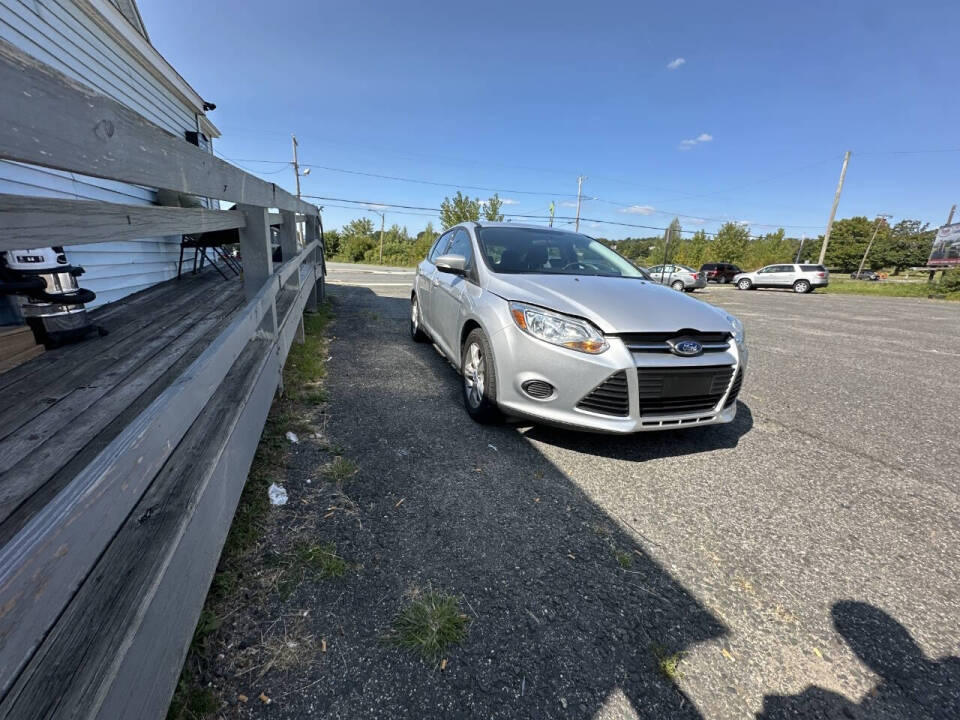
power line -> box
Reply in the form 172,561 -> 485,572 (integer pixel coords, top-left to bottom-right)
306,195 -> 775,238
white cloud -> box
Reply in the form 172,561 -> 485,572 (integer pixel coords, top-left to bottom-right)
667,57 -> 686,70
560,201 -> 578,208
678,132 -> 714,150
618,204 -> 655,215
501,198 -> 519,205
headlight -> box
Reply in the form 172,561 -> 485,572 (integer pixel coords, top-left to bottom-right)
509,302 -> 608,354
725,313 -> 745,344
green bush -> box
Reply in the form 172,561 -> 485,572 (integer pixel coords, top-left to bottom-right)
939,270 -> 960,293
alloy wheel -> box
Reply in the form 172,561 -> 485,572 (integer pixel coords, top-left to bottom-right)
463,342 -> 485,409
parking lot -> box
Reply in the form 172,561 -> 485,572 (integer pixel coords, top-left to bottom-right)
318,262 -> 960,718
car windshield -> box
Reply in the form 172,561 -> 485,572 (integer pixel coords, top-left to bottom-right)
475,227 -> 649,278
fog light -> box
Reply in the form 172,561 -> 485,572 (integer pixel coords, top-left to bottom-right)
522,380 -> 555,399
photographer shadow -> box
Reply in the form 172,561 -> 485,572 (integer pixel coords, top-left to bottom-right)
758,601 -> 960,720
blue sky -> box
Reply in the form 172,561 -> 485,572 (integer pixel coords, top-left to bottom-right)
140,0 -> 959,239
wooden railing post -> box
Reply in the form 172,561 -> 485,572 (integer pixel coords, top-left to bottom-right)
237,205 -> 277,337
304,214 -> 321,312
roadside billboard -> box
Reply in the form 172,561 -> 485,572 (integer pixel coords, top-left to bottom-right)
929,223 -> 960,266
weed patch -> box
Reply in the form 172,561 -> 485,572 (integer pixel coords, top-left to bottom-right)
391,590 -> 470,662
651,644 -> 685,681
323,456 -> 358,484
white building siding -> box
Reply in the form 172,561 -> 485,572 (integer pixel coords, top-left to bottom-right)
0,0 -> 210,308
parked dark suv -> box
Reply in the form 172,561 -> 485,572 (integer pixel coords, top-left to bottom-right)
700,262 -> 742,283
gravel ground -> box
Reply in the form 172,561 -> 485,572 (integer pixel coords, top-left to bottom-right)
214,265 -> 960,719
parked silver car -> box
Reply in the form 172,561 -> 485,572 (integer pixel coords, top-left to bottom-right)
410,223 -> 747,432
733,263 -> 829,293
645,264 -> 707,292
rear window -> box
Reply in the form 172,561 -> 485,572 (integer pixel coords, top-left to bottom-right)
800,265 -> 826,272
701,263 -> 717,269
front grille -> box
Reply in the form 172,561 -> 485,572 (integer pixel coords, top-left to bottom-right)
723,368 -> 743,408
576,371 -> 629,416
636,365 -> 734,415
615,330 -> 731,354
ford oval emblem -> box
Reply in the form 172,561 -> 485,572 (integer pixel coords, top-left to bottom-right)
671,339 -> 703,356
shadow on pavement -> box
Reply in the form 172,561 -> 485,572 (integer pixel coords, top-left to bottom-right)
757,601 -> 960,720
315,287 -> 732,718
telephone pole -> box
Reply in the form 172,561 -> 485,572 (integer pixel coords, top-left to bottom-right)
855,214 -> 891,279
795,234 -> 806,263
574,176 -> 586,232
291,134 -> 301,199
375,210 -> 386,264
817,150 -> 851,265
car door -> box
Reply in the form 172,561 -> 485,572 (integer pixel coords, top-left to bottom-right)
774,264 -> 797,287
647,265 -> 664,283
754,265 -> 778,287
430,228 -> 474,357
417,230 -> 454,332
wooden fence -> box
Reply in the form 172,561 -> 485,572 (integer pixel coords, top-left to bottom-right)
0,36 -> 324,718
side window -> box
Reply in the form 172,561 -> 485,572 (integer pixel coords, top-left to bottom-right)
428,231 -> 453,263
446,228 -> 473,262
759,266 -> 775,274
776,265 -> 795,273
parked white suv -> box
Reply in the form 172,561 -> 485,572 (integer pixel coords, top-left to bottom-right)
734,264 -> 829,293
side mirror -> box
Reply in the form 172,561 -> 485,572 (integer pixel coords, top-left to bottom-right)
435,254 -> 467,275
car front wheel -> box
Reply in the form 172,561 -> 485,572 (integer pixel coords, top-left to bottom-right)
410,296 -> 429,342
793,280 -> 811,293
737,279 -> 753,290
461,328 -> 501,424
671,280 -> 685,291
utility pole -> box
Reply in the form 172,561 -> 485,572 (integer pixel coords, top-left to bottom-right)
376,211 -> 385,264
855,214 -> 891,279
292,134 -> 301,199
947,204 -> 956,226
817,150 -> 851,265
574,176 -> 586,232
795,234 -> 806,263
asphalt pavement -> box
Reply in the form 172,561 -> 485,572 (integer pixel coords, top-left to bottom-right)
305,263 -> 960,719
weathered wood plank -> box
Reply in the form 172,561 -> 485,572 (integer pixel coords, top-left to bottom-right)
0,284 -> 245,548
0,271 -> 280,692
0,267 -> 225,393
0,338 -> 272,719
0,38 -> 317,216
0,273 -> 224,441
0,346 -> 43,374
0,194 -> 246,251
0,288 -> 246,526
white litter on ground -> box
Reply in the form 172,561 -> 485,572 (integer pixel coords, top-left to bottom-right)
285,431 -> 299,444
268,483 -> 288,506
488,444 -> 498,452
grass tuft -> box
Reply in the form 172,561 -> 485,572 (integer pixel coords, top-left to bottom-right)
167,678 -> 217,720
323,456 -> 358,484
277,541 -> 347,600
391,591 -> 470,662
652,644 -> 685,681
615,550 -> 633,569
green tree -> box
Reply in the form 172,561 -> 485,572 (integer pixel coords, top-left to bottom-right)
440,191 -> 480,229
322,228 -> 342,259
821,216 -> 888,271
712,222 -> 751,266
875,219 -> 935,273
676,230 -> 709,268
340,217 -> 376,262
744,228 -> 798,268
483,193 -> 505,222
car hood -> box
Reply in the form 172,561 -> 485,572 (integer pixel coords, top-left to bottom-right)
484,273 -> 732,334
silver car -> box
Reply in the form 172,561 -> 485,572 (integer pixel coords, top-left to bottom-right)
410,223 -> 747,433
645,264 -> 707,292
733,263 -> 829,293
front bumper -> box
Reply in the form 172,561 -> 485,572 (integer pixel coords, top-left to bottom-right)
489,325 -> 747,433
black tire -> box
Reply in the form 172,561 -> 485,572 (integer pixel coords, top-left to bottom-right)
793,279 -> 811,294
737,278 -> 753,290
461,328 -> 501,424
670,280 -> 685,292
720,275 -> 729,284
410,295 -> 429,342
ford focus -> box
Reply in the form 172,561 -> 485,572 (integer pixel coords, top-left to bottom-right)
410,223 -> 747,432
